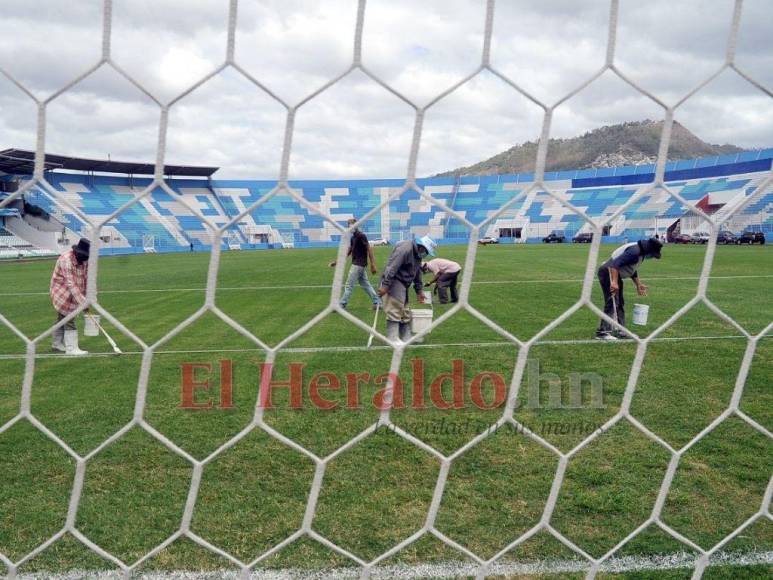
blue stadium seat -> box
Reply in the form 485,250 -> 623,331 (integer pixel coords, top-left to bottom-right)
11,150 -> 769,251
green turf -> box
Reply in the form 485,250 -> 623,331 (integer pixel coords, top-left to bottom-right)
0,243 -> 770,577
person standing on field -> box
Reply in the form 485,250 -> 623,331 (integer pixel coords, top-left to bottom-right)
596,237 -> 662,341
421,257 -> 461,304
50,238 -> 91,355
330,217 -> 381,310
378,235 -> 435,342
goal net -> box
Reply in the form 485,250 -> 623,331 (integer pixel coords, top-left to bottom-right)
280,231 -> 296,249
0,1 -> 769,579
142,234 -> 156,254
225,230 -> 241,251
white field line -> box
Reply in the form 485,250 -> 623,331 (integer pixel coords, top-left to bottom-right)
15,549 -> 773,579
474,273 -> 773,284
2,274 -> 771,296
0,335 -> 763,360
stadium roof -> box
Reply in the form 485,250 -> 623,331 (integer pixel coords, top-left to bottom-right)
0,149 -> 219,177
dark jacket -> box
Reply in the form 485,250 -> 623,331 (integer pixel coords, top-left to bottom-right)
601,238 -> 662,280
380,240 -> 423,300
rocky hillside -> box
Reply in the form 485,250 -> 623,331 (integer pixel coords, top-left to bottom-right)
436,120 -> 745,177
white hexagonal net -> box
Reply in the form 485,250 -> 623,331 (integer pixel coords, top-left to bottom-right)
0,1 -> 770,579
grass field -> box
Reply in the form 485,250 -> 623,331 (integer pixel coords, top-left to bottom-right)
0,243 -> 770,578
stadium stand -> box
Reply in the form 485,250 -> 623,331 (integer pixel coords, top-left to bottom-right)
1,149 -> 771,255
0,224 -> 57,258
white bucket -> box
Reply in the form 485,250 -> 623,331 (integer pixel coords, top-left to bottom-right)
632,304 -> 649,326
411,309 -> 433,341
84,314 -> 101,337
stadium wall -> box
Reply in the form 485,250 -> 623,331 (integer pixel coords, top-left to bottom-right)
4,150 -> 772,254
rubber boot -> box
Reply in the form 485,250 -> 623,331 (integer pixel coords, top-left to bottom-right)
386,320 -> 401,342
52,328 -> 66,353
399,322 -> 412,342
64,329 -> 88,356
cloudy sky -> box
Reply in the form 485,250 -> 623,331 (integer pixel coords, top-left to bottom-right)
0,0 -> 771,179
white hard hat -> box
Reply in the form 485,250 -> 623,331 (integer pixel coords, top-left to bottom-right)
417,235 -> 437,257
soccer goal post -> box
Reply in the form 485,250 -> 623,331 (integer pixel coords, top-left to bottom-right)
142,234 -> 156,253
226,230 -> 241,250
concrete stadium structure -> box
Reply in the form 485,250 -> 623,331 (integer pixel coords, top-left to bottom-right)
1,148 -> 771,257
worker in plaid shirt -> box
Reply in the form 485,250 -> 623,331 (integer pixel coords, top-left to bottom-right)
50,238 -> 90,355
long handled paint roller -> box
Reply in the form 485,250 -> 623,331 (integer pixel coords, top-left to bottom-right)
90,315 -> 122,354
611,291 -> 625,337
611,292 -> 619,327
366,302 -> 381,348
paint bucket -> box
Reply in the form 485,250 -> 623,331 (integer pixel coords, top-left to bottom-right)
84,314 -> 100,337
411,309 -> 433,341
632,304 -> 649,326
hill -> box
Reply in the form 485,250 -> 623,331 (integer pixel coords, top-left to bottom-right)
436,120 -> 745,177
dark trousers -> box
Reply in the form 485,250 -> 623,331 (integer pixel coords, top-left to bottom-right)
436,271 -> 459,304
597,267 -> 625,335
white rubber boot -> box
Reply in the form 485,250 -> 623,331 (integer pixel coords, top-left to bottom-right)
52,331 -> 66,353
386,321 -> 401,343
64,329 -> 88,356
399,322 -> 412,342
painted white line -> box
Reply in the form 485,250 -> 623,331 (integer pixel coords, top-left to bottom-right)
1,274 -> 771,296
0,335 -> 761,360
476,274 -> 773,284
15,549 -> 773,579
533,335 -> 751,345
0,351 -> 135,359
0,342 -> 506,359
0,285 -> 328,296
254,341 -> 515,354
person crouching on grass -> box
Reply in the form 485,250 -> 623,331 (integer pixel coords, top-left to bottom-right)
377,235 -> 436,342
421,257 -> 461,304
596,237 -> 662,341
50,238 -> 90,355
330,217 -> 381,310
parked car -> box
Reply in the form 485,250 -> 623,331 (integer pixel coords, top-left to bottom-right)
717,230 -> 737,245
369,238 -> 391,246
542,231 -> 566,243
690,231 -> 710,244
478,236 -> 499,245
737,231 -> 765,245
572,232 -> 593,243
672,233 -> 692,244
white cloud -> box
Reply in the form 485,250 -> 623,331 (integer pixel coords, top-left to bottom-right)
0,0 -> 769,179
